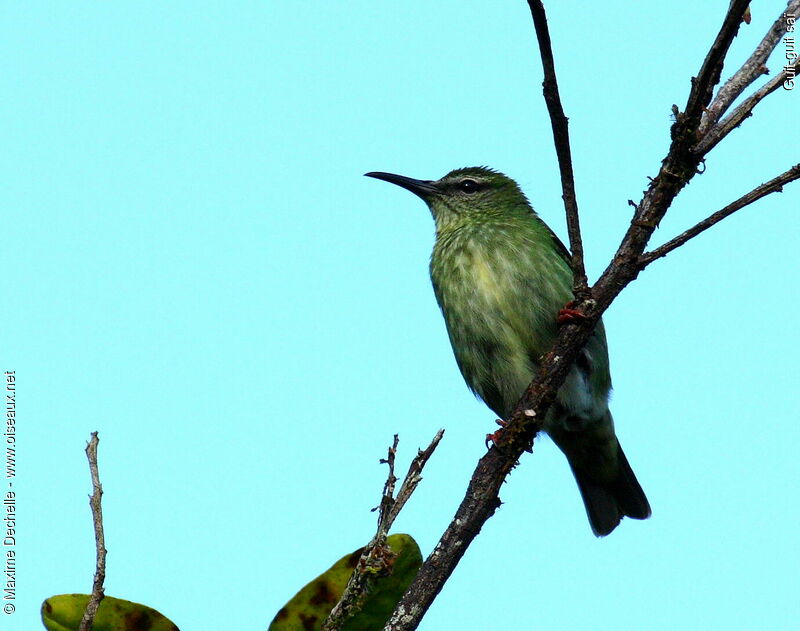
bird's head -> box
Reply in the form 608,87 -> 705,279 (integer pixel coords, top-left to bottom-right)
365,166 -> 533,230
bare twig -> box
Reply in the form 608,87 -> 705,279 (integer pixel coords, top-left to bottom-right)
526,0 -> 589,298
381,3 -> 791,630
78,432 -> 106,631
603,0 -> 759,272
639,164 -> 800,266
383,430 -> 445,527
685,0 -> 751,123
323,431 -> 444,631
374,434 -> 400,530
699,0 -> 800,136
695,58 -> 799,154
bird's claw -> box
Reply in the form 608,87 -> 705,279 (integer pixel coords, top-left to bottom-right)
557,300 -> 588,325
485,419 -> 508,448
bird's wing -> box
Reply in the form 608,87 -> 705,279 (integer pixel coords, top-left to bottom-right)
544,223 -> 572,265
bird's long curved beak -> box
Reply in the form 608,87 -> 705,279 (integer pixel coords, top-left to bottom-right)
364,171 -> 438,199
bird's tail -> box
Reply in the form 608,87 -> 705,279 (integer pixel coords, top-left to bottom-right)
569,438 -> 651,537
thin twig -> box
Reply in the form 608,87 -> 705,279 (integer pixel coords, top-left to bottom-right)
695,58 -> 799,154
384,430 -> 445,527
78,432 -> 106,631
685,0 -> 751,122
698,0 -> 800,137
639,164 -> 800,266
605,0 -> 759,270
322,430 -> 444,631
375,434 -> 400,529
526,0 -> 589,298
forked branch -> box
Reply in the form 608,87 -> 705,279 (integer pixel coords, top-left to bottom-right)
323,431 -> 444,631
382,4 -> 797,630
699,0 -> 800,136
696,58 -> 799,154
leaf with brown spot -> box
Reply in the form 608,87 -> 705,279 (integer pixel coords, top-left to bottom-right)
41,594 -> 178,631
274,608 -> 290,622
299,613 -> 318,631
268,534 -> 422,631
308,580 -> 337,606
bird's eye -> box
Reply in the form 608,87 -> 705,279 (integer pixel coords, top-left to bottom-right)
458,179 -> 480,194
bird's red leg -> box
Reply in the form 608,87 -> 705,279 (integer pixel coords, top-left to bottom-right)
557,300 -> 588,325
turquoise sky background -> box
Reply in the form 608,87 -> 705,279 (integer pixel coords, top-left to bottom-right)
2,2 -> 798,630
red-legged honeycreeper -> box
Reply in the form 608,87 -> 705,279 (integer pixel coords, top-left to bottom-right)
366,166 -> 651,536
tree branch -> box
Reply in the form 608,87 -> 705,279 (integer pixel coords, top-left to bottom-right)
698,0 -> 800,137
685,0 -> 751,123
78,432 -> 106,631
379,431 -> 444,529
381,4 -> 795,630
526,0 -> 588,298
585,2 -> 755,307
606,0 -> 753,275
695,58 -> 799,154
323,431 -> 443,631
640,164 -> 800,266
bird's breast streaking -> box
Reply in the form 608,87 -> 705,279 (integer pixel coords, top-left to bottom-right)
430,220 -> 570,419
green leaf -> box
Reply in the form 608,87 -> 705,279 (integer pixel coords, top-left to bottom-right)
269,533 -> 422,631
41,594 -> 178,631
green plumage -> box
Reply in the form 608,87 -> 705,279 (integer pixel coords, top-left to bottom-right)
366,166 -> 650,536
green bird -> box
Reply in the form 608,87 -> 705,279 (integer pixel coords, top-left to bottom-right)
366,166 -> 651,536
